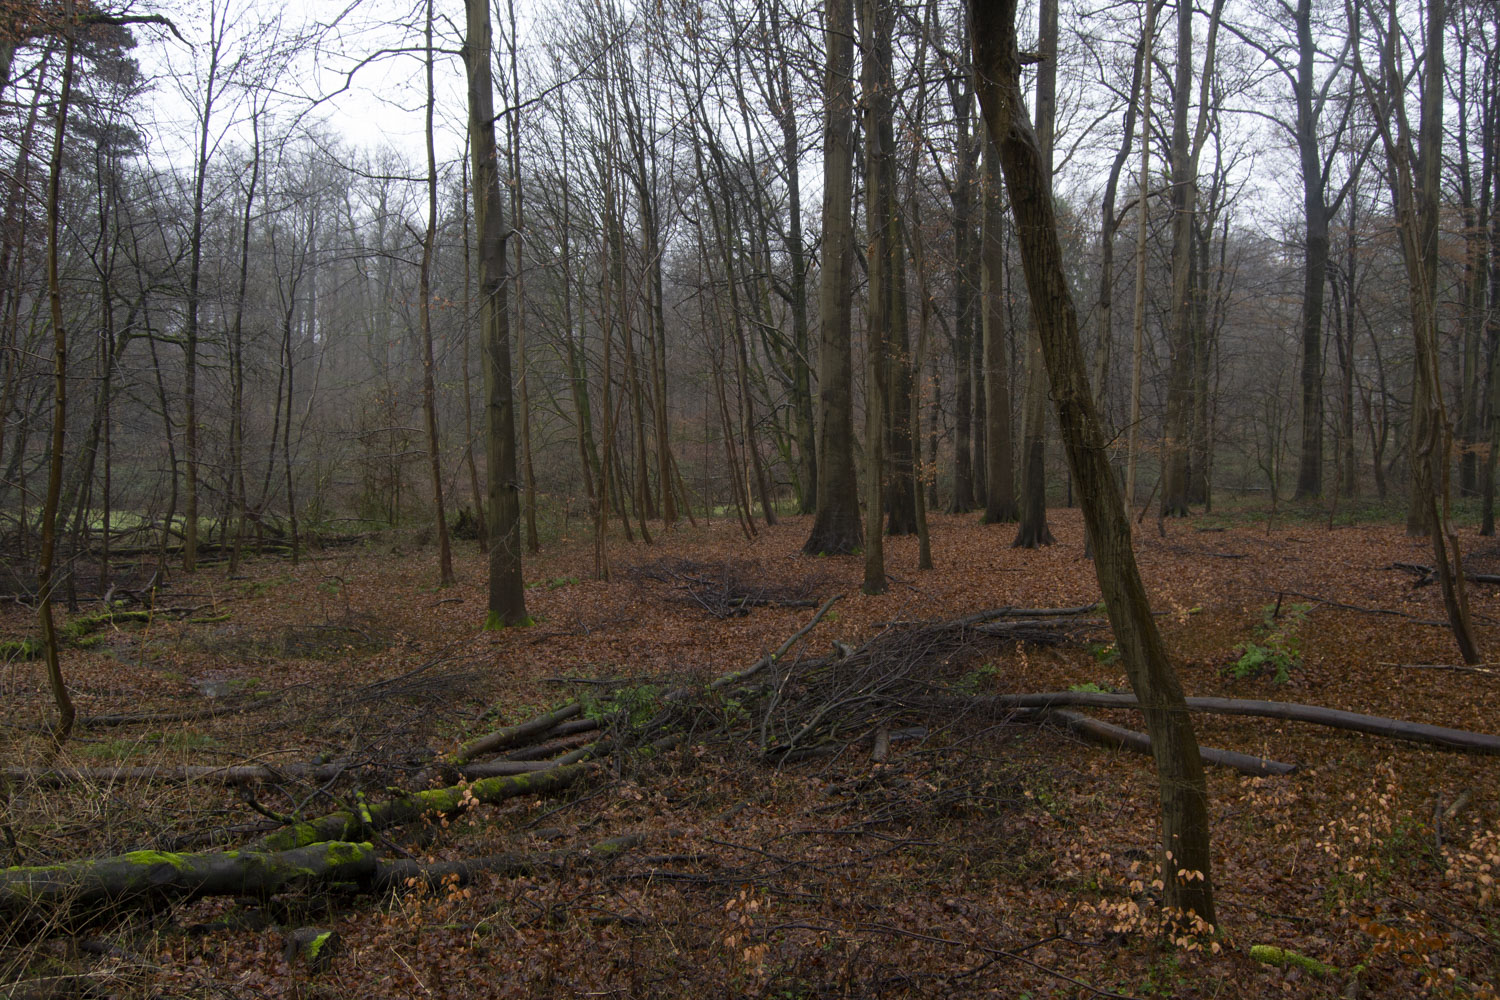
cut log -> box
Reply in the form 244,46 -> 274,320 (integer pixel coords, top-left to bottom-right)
973,692 -> 1500,755
254,762 -> 593,851
0,841 -> 377,912
504,731 -> 598,761
1040,709 -> 1297,777
452,702 -> 583,764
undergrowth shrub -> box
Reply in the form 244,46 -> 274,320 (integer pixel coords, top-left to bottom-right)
1228,602 -> 1310,683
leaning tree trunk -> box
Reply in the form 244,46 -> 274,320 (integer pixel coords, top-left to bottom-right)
972,0 -> 1216,926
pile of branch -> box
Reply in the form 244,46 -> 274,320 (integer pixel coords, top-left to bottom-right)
626,557 -> 823,618
749,605 -> 1110,762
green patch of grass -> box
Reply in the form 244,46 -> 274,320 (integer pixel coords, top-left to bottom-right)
80,738 -> 143,761
83,729 -> 222,760
1228,602 -> 1311,684
584,683 -> 662,726
1068,681 -> 1114,694
240,574 -> 293,598
0,638 -> 41,662
1088,641 -> 1120,666
956,661 -> 1001,694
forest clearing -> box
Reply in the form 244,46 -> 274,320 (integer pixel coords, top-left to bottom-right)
1,509 -> 1497,999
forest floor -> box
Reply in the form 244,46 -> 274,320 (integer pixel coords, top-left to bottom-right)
1,508 -> 1498,999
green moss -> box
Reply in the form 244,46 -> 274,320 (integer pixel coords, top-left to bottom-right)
0,639 -> 41,662
1249,944 -> 1337,977
482,611 -> 535,631
61,610 -> 152,642
307,930 -> 334,959
320,842 -> 373,867
120,850 -> 189,870
189,611 -> 232,624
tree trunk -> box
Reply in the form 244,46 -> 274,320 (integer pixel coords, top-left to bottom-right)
421,0 -> 454,586
980,135 -> 1017,524
1292,0 -> 1329,501
1125,0 -> 1157,507
1011,0 -> 1057,549
860,0 -> 892,594
465,0 -> 529,628
38,11 -> 76,739
803,0 -> 862,556
972,0 -> 1216,926
0,842 -> 379,914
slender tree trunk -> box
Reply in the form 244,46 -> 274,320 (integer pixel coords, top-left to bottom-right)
981,136 -> 1017,524
1011,0 -> 1057,549
182,2 -> 230,574
38,12 -> 76,739
421,0 -> 454,585
1094,4 -> 1152,418
504,0 -> 540,554
972,0 -> 1216,925
770,4 -> 818,516
1292,0 -> 1329,501
1126,0 -> 1157,507
1353,0 -> 1478,660
860,0 -> 891,594
460,148 -> 489,553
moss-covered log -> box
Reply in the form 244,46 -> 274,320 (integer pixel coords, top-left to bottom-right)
254,762 -> 593,851
0,841 -> 376,912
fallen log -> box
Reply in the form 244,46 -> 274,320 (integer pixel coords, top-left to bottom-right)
0,840 -> 377,912
254,762 -> 594,852
1391,562 -> 1500,586
0,762 -> 350,788
504,731 -> 598,761
974,692 -> 1500,755
1,756 -> 561,789
1039,709 -> 1297,777
452,702 -> 584,764
0,829 -> 647,917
